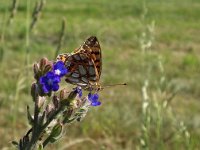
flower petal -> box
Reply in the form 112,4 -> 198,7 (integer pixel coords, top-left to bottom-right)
88,93 -> 92,100
52,83 -> 59,91
91,101 -> 101,106
42,83 -> 51,93
53,76 -> 61,83
88,93 -> 101,106
39,71 -> 61,93
92,94 -> 99,101
54,61 -> 64,69
39,76 -> 47,84
53,61 -> 68,77
46,71 -> 55,78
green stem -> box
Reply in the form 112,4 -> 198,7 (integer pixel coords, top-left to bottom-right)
156,103 -> 163,148
55,18 -> 66,59
25,0 -> 30,76
26,86 -> 40,150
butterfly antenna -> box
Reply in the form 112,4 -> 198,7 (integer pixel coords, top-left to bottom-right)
100,83 -> 127,90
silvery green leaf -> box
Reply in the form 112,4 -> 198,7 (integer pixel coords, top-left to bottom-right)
27,105 -> 34,125
49,123 -> 63,143
11,140 -> 18,147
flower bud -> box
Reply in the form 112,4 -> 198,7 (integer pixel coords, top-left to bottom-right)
38,96 -> 45,109
31,83 -> 39,102
52,95 -> 59,109
62,107 -> 74,124
33,63 -> 40,80
62,90 -> 77,106
43,63 -> 53,75
46,104 -> 55,120
59,88 -> 69,100
68,90 -> 78,101
59,89 -> 77,106
75,96 -> 87,108
39,58 -> 48,71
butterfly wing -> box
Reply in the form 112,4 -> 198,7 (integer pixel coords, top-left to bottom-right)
57,52 -> 99,88
56,36 -> 102,90
74,36 -> 102,78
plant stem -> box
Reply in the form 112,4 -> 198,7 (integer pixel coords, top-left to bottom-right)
26,86 -> 40,150
25,0 -> 30,77
7,0 -> 18,25
42,135 -> 51,148
55,18 -> 66,59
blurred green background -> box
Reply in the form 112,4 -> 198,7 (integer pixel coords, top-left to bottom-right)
0,0 -> 200,149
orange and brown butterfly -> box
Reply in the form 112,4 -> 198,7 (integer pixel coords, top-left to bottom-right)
56,36 -> 102,91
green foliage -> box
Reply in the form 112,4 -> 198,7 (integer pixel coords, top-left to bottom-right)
182,54 -> 199,68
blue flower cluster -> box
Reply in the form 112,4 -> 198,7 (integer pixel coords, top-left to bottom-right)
40,61 -> 68,93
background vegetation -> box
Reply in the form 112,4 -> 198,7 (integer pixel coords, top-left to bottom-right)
0,0 -> 200,149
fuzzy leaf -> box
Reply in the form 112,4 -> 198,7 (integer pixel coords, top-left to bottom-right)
11,140 -> 18,147
49,123 -> 63,143
27,105 -> 34,125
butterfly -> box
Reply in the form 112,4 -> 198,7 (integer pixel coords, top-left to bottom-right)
56,36 -> 102,91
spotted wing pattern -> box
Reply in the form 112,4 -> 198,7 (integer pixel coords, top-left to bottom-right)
56,36 -> 102,90
74,36 -> 102,78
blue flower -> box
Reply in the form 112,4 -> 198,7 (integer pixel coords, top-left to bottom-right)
39,72 -> 61,93
53,61 -> 68,77
74,86 -> 82,98
88,93 -> 101,106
